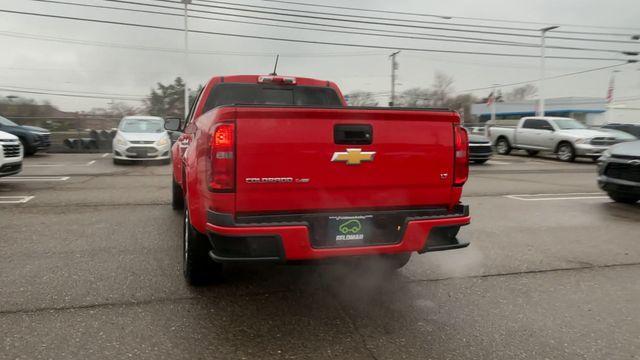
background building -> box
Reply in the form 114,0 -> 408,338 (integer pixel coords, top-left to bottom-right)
470,97 -> 640,125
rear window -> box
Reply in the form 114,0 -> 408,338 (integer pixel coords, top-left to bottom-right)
202,83 -> 342,114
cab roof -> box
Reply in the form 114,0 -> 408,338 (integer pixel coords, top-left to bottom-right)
208,75 -> 337,88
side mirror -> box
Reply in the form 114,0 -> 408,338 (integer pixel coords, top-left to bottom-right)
164,117 -> 182,132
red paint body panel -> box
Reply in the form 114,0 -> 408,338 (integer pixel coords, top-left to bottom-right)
172,74 -> 470,260
234,107 -> 458,213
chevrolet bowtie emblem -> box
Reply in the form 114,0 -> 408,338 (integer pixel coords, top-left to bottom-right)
331,148 -> 376,165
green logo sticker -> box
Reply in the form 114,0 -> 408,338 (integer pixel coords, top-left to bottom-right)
339,219 -> 362,234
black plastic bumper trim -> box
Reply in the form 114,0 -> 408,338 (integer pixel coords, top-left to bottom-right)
207,205 -> 469,228
208,251 -> 282,263
421,237 -> 469,253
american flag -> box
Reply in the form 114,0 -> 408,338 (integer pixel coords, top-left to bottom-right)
606,75 -> 615,104
486,91 -> 495,106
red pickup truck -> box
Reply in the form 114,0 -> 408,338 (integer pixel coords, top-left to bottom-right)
165,74 -> 471,285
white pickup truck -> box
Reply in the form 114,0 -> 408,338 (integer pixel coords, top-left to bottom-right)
0,130 -> 23,176
487,117 -> 620,162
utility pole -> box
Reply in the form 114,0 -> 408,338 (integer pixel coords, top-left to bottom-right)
182,0 -> 191,119
538,25 -> 559,117
389,51 -> 400,107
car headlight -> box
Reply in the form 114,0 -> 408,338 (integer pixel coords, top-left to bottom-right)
575,138 -> 592,144
156,138 -> 168,146
115,137 -> 127,146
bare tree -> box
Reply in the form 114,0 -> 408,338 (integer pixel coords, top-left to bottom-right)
108,102 -> 141,117
446,94 -> 477,123
345,91 -> 379,106
397,87 -> 431,107
504,84 -> 537,101
430,72 -> 455,107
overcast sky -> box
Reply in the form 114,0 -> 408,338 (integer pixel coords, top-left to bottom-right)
1,0 -> 639,111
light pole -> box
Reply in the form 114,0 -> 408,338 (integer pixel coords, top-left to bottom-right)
182,0 -> 191,119
538,25 -> 559,117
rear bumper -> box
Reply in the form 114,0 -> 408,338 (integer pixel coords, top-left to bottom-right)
205,206 -> 471,262
469,152 -> 493,161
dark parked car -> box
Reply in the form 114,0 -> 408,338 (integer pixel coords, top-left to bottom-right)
601,123 -> 640,138
467,133 -> 493,164
597,140 -> 640,204
0,115 -> 51,155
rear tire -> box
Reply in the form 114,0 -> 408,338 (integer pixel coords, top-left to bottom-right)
556,142 -> 576,162
526,150 -> 539,156
495,138 -> 511,155
172,177 -> 184,210
183,203 -> 223,286
607,192 -> 640,204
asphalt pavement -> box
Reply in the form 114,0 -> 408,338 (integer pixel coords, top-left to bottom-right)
1,152 -> 639,359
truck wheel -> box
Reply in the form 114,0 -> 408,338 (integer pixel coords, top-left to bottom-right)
183,203 -> 223,285
526,150 -> 539,156
556,142 -> 576,162
495,138 -> 511,155
607,192 -> 640,204
172,177 -> 184,210
380,253 -> 412,270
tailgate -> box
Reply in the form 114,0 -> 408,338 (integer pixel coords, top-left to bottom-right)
234,107 -> 457,214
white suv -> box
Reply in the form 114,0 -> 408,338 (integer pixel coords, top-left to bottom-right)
112,116 -> 171,164
0,130 -> 23,177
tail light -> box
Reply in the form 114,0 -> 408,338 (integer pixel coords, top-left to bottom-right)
208,123 -> 235,191
453,125 -> 469,186
258,75 -> 296,85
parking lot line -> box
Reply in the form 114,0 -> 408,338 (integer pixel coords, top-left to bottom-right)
486,160 -> 511,165
26,161 -> 96,168
505,192 -> 608,201
0,195 -> 34,204
0,176 -> 70,182
101,153 -> 110,158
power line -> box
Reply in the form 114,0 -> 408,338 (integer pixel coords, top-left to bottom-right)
28,0 -> 542,49
259,0 -> 640,34
194,0 -> 537,34
194,0 -> 639,38
367,62 -> 632,96
1,8 -> 634,62
0,30 -> 384,58
0,87 -> 146,101
0,84 -> 146,98
42,0 -> 544,47
130,0 -> 640,44
454,62 -> 630,93
29,0 -> 640,55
